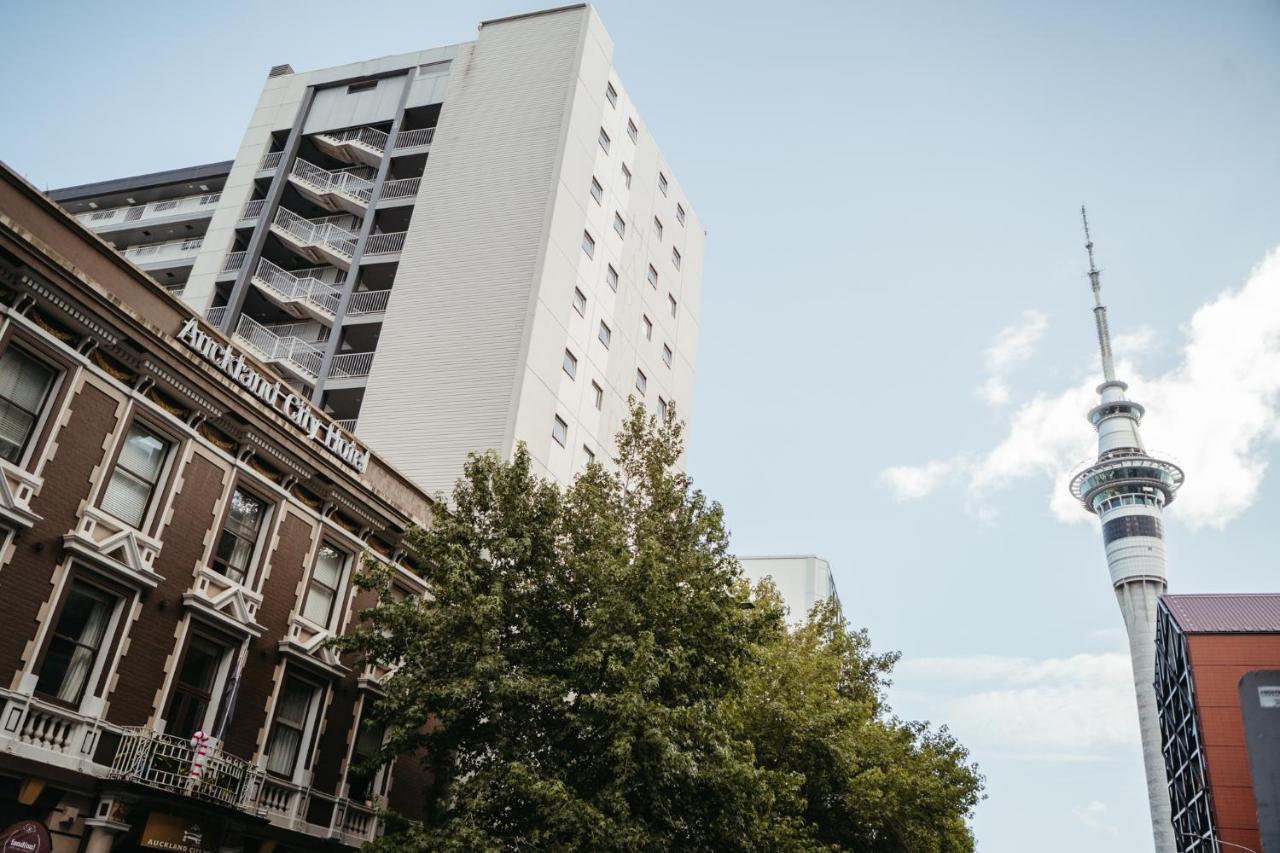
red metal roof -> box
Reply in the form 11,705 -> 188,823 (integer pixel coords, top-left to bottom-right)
1162,593 -> 1280,633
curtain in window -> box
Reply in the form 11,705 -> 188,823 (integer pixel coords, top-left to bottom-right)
0,350 -> 54,462
55,589 -> 112,703
302,546 -> 345,624
266,679 -> 312,777
101,427 -> 167,527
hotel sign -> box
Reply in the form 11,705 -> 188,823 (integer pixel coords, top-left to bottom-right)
177,318 -> 370,473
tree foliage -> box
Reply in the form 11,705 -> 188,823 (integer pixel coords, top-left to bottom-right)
337,404 -> 982,851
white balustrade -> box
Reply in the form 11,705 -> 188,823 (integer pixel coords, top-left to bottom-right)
272,208 -> 359,259
259,151 -> 285,173
317,126 -> 389,157
0,690 -> 116,776
380,177 -> 420,200
363,232 -> 406,256
394,127 -> 435,149
252,258 -> 342,317
222,251 -> 247,274
233,314 -> 326,381
239,199 -> 266,224
346,289 -> 391,315
289,158 -> 374,205
79,193 -> 221,229
329,352 -> 375,379
122,237 -> 203,266
205,306 -> 228,327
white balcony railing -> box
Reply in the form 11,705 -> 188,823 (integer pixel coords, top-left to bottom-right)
111,727 -> 260,809
316,126 -> 389,157
289,158 -> 374,206
380,177 -> 420,201
346,289 -> 391,315
122,237 -> 203,266
364,232 -> 406,256
329,352 -> 375,379
334,418 -> 357,431
222,251 -> 247,274
239,199 -> 266,225
394,127 -> 435,149
259,151 -> 285,174
252,258 -> 342,317
79,193 -> 220,229
0,690 -> 117,775
234,314 -> 326,381
271,208 -> 358,260
205,306 -> 227,327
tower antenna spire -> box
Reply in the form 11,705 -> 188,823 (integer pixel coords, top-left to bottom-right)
1082,206 -> 1116,382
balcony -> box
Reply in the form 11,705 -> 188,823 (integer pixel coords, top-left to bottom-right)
218,251 -> 248,280
257,151 -> 285,177
232,314 -> 327,384
287,159 -> 374,216
111,727 -> 258,809
329,352 -> 376,380
122,237 -> 203,270
0,689 -> 116,776
314,127 -> 389,168
251,258 -> 343,322
378,177 -> 420,207
363,232 -> 406,260
393,127 -> 435,153
238,199 -> 267,227
77,193 -> 221,232
346,289 -> 391,317
270,208 -> 358,270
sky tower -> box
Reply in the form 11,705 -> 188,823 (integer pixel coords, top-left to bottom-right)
1068,209 -> 1184,853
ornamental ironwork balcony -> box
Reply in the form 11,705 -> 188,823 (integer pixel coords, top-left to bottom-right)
109,727 -> 260,809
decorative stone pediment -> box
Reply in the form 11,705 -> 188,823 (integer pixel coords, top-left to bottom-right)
182,568 -> 265,637
63,507 -> 163,589
0,460 -> 42,531
279,620 -> 347,678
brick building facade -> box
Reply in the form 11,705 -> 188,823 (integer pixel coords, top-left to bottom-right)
0,160 -> 435,850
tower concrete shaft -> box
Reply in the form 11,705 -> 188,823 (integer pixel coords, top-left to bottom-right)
1070,210 -> 1184,853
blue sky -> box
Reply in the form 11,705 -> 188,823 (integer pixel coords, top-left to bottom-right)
5,2 -> 1280,850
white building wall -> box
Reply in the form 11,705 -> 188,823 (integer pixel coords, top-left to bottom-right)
739,555 -> 839,623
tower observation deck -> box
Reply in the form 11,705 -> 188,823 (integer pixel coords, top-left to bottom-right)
1068,209 -> 1183,853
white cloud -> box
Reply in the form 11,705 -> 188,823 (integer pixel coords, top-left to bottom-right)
976,310 -> 1049,406
1074,800 -> 1119,835
895,653 -> 1137,762
883,246 -> 1280,529
881,459 -> 959,501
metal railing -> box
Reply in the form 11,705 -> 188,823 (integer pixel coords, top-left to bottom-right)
222,251 -> 247,274
380,177 -> 420,200
234,314 -> 326,381
271,208 -> 358,259
251,258 -> 342,317
289,158 -> 374,205
335,418 -> 358,431
317,126 -> 389,156
239,199 -> 266,224
79,193 -> 221,228
394,127 -> 435,149
122,237 -> 203,265
364,232 -> 406,256
330,352 -> 375,379
205,306 -> 228,326
346,289 -> 391,315
110,727 -> 260,809
259,151 -> 285,173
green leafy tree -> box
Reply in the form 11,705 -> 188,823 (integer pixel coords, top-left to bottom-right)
337,404 -> 982,851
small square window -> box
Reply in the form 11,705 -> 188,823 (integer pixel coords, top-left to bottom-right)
584,445 -> 596,464
676,203 -> 686,225
622,163 -> 631,189
605,82 -> 618,107
668,294 -> 678,317
598,128 -> 611,154
647,265 -> 658,288
613,213 -> 626,238
635,369 -> 647,395
658,397 -> 669,420
653,217 -> 663,241
552,415 -> 568,447
658,172 -> 668,196
590,177 -> 603,205
606,265 -> 619,292
582,230 -> 595,258
591,381 -> 603,410
563,349 -> 578,379
672,247 -> 682,269
573,287 -> 587,316
643,315 -> 653,340
598,321 -> 611,348
627,119 -> 638,143
662,344 -> 673,367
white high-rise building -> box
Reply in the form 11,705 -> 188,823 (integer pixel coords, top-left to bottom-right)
738,555 -> 841,624
1068,211 -> 1183,853
50,4 -> 703,497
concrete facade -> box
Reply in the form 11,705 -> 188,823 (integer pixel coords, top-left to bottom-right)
50,5 -> 704,500
738,555 -> 840,623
